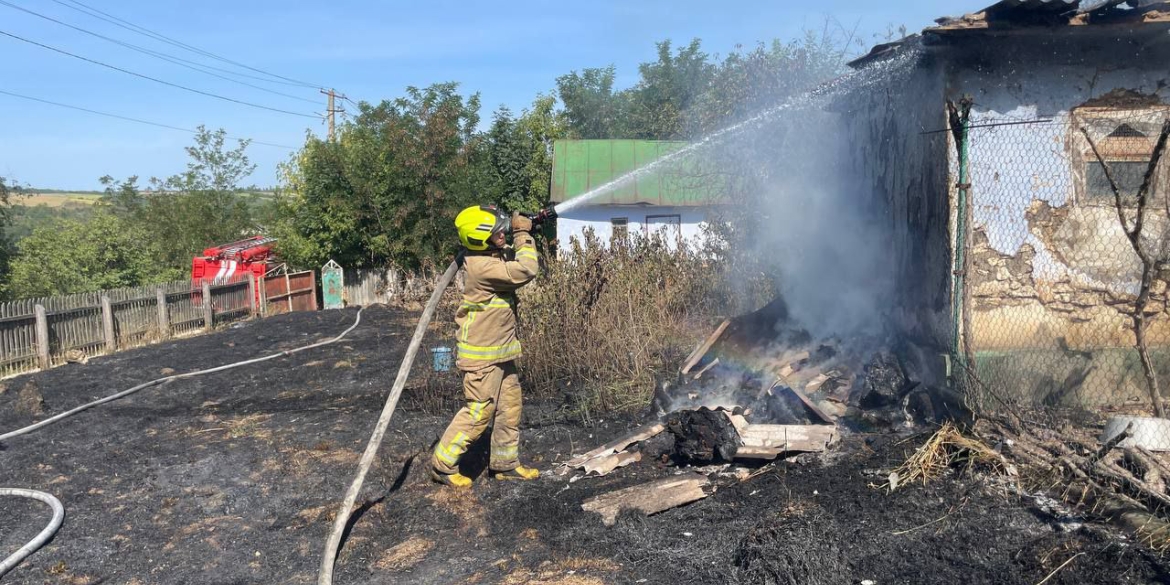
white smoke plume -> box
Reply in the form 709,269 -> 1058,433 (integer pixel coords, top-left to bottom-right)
704,48 -> 924,340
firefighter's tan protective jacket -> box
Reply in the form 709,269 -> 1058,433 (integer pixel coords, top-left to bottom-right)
455,231 -> 539,370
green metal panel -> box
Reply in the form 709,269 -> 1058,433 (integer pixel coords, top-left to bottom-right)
550,139 -> 720,206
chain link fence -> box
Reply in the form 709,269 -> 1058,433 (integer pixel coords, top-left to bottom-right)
960,104 -> 1170,438
954,105 -> 1170,526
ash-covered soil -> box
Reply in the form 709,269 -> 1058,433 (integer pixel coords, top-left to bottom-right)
1,306 -> 1168,584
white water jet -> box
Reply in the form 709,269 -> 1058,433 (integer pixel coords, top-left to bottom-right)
553,45 -> 923,216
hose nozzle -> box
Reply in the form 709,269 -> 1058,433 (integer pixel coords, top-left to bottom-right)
522,203 -> 558,227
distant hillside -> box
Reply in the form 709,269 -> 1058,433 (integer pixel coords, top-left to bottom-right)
7,189 -> 277,244
17,191 -> 103,208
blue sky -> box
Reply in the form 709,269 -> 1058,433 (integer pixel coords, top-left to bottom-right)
0,0 -> 976,190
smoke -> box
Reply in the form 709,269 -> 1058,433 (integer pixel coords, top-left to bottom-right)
706,47 -> 924,340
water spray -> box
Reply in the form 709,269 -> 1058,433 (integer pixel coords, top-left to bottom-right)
318,47 -> 927,583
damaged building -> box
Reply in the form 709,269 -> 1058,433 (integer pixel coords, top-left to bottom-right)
846,0 -> 1170,409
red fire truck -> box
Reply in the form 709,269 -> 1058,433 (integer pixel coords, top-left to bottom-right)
191,236 -> 276,305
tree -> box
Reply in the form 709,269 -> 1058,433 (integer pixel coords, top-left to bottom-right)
163,125 -> 257,193
102,127 -> 258,271
1081,120 -> 1170,418
99,174 -> 145,216
275,83 -> 484,270
487,106 -> 529,211
625,39 -> 716,139
516,95 -> 569,205
6,211 -> 164,298
485,95 -> 569,213
556,66 -> 627,139
690,34 -> 846,136
0,177 -> 12,297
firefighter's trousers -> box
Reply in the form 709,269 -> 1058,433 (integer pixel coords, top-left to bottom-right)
432,361 -> 522,474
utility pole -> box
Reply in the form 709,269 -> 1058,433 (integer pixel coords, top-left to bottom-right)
321,88 -> 347,141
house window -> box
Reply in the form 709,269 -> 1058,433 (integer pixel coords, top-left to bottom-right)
611,217 -> 628,240
1074,114 -> 1168,206
645,214 -> 682,240
1086,160 -> 1148,202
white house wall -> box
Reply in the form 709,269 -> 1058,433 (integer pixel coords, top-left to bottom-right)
555,206 -> 711,249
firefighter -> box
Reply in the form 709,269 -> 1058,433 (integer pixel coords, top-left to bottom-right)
431,205 -> 541,487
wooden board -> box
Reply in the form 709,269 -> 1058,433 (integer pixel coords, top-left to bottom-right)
692,357 -> 720,380
735,424 -> 837,459
804,373 -> 831,393
769,350 -> 810,378
583,451 -> 642,476
582,476 -> 712,526
680,320 -> 730,375
779,381 -> 837,425
563,422 -> 666,469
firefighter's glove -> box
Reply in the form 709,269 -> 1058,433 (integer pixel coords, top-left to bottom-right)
510,213 -> 533,234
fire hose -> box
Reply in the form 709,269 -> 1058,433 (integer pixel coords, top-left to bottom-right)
317,258 -> 461,585
0,308 -> 366,444
0,488 -> 65,579
318,205 -> 558,585
0,308 -> 367,578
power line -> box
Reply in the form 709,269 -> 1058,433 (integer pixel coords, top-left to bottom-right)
51,0 -> 323,90
49,0 -> 316,89
0,0 -> 319,105
0,88 -> 299,149
0,29 -> 319,119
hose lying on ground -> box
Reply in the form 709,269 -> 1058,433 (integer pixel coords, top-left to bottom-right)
0,488 -> 65,579
318,258 -> 461,585
0,307 -> 366,444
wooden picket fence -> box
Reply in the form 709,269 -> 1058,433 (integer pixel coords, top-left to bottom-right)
342,266 -> 461,307
0,271 -> 316,379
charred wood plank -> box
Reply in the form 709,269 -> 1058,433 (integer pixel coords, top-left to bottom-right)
583,451 -> 642,477
680,320 -> 730,375
774,380 -> 836,425
735,424 -> 837,459
563,422 -> 666,469
582,475 -> 712,526
692,358 -> 720,380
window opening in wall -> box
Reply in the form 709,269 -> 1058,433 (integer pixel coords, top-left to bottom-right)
1086,160 -> 1148,201
611,217 -> 628,240
1074,114 -> 1167,207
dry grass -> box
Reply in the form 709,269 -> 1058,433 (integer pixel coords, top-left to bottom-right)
499,557 -> 619,585
879,422 -> 1008,492
407,231 -> 770,417
369,536 -> 434,571
518,232 -> 749,416
224,414 -> 272,440
424,487 -> 485,529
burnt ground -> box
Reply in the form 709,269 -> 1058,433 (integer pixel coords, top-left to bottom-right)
1,306 -> 1169,585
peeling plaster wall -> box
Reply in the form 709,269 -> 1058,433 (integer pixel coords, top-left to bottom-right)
943,36 -> 1170,354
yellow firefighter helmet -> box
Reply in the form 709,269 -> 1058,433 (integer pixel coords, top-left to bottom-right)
455,205 -> 509,251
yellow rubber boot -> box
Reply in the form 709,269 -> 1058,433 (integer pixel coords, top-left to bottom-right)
492,466 -> 539,481
431,468 -> 474,488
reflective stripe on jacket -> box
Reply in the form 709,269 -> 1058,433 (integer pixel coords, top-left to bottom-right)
455,231 -> 539,370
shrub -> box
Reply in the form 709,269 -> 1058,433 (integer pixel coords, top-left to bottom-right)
405,229 -> 774,417
517,230 -> 756,416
